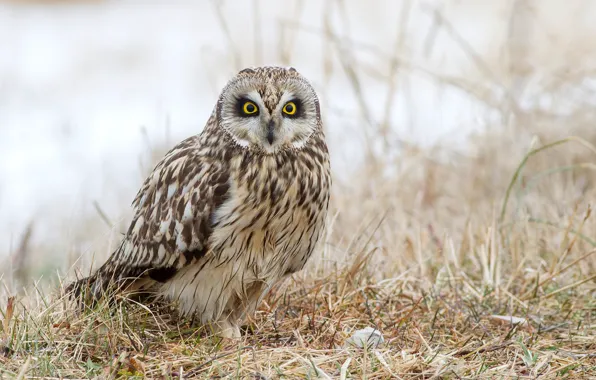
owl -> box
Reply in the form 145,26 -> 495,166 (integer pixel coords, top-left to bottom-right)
66,66 -> 331,339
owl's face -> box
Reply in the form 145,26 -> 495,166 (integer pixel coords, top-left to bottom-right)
216,66 -> 321,154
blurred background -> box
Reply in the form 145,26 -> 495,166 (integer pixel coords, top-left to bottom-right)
2,0 -> 596,291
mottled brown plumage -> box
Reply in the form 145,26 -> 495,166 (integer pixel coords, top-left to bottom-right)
67,66 -> 331,338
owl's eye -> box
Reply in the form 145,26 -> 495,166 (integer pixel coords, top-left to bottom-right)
242,101 -> 259,115
282,101 -> 297,116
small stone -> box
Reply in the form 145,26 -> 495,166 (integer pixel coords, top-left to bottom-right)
344,327 -> 384,349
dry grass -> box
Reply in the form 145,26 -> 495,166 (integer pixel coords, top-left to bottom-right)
0,251 -> 593,379
2,1 -> 596,378
0,190 -> 595,379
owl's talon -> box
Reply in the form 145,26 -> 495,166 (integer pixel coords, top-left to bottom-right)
206,319 -> 241,340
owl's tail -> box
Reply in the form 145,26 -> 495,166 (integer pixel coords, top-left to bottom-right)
63,269 -> 114,308
64,262 -> 157,309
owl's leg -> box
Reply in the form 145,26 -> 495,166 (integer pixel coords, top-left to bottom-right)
231,282 -> 258,320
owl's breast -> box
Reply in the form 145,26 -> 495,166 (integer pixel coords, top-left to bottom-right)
208,148 -> 330,276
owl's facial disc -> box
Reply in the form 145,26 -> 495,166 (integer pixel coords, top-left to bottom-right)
218,68 -> 320,154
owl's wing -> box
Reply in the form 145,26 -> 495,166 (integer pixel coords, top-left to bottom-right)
70,135 -> 230,297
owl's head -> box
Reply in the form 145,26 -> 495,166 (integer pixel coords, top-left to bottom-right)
216,66 -> 322,154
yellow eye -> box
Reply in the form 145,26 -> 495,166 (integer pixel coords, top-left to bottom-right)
242,101 -> 258,115
282,101 -> 297,115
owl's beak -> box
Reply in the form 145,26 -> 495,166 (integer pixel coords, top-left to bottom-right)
266,119 -> 276,145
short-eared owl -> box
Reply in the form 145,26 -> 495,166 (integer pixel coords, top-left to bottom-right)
67,66 -> 331,339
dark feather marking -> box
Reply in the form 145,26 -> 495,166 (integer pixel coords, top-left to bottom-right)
191,257 -> 213,282
182,224 -> 192,246
246,231 -> 254,249
148,267 -> 178,283
243,208 -> 265,232
200,286 -> 216,315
